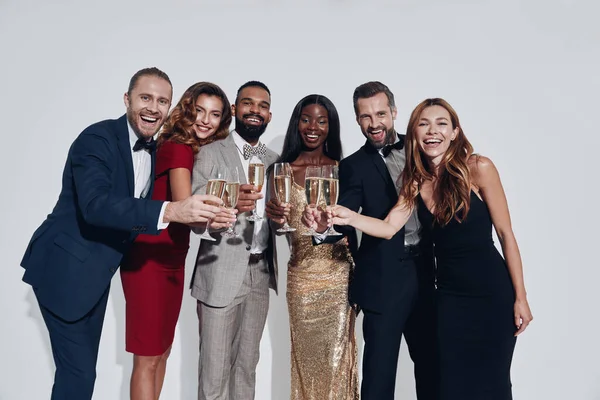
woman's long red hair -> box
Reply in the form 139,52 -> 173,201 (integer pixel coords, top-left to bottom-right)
400,98 -> 474,226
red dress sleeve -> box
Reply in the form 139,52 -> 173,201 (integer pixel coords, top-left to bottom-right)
155,141 -> 194,177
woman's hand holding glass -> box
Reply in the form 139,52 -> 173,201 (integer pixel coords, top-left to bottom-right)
302,166 -> 323,236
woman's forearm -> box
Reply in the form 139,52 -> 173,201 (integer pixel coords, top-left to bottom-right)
348,202 -> 412,239
499,233 -> 527,300
349,212 -> 399,239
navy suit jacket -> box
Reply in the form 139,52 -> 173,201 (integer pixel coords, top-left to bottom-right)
21,115 -> 163,321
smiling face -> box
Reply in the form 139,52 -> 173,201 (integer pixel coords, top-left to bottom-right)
356,92 -> 397,149
415,105 -> 460,166
124,75 -> 172,140
232,86 -> 272,141
297,103 -> 329,150
192,94 -> 224,140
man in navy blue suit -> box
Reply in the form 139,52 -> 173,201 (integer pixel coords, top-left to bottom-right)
20,67 -> 224,400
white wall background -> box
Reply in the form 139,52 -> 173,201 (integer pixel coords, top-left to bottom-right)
1,0 -> 598,399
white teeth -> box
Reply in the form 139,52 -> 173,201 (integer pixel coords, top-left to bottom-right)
424,139 -> 442,144
247,118 -> 260,123
141,116 -> 157,123
307,135 -> 318,139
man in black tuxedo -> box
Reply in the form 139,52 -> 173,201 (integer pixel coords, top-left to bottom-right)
305,82 -> 439,400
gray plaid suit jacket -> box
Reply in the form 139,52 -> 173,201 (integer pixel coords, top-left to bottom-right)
190,133 -> 279,307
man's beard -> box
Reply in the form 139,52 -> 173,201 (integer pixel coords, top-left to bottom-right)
235,114 -> 269,141
365,124 -> 396,149
126,108 -> 162,139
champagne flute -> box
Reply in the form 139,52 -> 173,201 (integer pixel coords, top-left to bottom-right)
246,155 -> 265,222
321,165 -> 342,236
273,162 -> 296,233
198,165 -> 227,241
302,166 -> 322,236
221,167 -> 241,238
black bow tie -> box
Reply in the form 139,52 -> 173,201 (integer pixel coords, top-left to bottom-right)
382,136 -> 404,157
133,138 -> 156,152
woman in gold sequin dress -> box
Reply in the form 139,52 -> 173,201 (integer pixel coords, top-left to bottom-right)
266,94 -> 359,400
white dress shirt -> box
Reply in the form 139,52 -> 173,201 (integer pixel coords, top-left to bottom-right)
127,122 -> 168,230
230,130 -> 270,254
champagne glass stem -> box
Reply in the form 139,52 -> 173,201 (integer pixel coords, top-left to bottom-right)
276,204 -> 296,233
199,218 -> 216,241
222,208 -> 240,238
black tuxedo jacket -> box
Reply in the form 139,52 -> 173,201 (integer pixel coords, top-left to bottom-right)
336,137 -> 417,313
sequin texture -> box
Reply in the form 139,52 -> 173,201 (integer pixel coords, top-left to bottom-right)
285,175 -> 359,400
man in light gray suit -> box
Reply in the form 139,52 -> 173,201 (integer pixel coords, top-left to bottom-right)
191,81 -> 279,400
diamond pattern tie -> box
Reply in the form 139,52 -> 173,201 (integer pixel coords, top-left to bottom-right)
243,143 -> 267,160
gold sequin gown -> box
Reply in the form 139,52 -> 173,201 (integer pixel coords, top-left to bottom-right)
285,175 -> 359,400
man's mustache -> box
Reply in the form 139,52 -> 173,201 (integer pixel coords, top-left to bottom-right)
242,113 -> 264,123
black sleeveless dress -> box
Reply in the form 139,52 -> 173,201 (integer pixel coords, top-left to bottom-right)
417,191 -> 517,400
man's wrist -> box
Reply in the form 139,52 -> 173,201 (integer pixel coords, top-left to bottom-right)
158,202 -> 171,230
163,201 -> 174,223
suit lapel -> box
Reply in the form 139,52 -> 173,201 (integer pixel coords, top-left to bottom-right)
220,134 -> 248,184
373,153 -> 393,186
363,142 -> 394,189
264,149 -> 278,167
117,115 -> 135,196
147,148 -> 156,198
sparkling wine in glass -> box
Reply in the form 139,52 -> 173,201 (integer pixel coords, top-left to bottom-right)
221,167 -> 241,238
199,165 -> 227,241
302,166 -> 322,236
273,162 -> 296,233
321,165 -> 342,236
247,155 -> 265,222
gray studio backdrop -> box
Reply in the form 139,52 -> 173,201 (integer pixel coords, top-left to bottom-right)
1,0 -> 598,399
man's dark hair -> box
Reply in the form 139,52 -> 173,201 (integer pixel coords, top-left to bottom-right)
235,80 -> 271,104
352,81 -> 395,116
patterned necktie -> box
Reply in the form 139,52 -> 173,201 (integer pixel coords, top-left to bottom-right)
243,143 -> 267,160
133,138 -> 156,152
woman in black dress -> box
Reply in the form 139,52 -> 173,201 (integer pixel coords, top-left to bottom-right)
327,98 -> 533,399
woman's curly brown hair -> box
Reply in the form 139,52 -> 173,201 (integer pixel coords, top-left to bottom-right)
157,82 -> 232,153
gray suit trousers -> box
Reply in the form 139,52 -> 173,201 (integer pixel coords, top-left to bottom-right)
197,258 -> 270,400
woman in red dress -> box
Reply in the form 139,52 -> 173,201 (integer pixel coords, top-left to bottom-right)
120,82 -> 232,400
